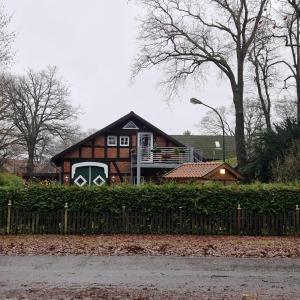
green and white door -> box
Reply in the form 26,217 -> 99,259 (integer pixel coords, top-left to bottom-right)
71,162 -> 108,186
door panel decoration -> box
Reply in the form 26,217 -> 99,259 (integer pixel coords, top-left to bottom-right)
71,162 -> 108,186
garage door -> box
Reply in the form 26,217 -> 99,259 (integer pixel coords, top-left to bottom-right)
71,162 -> 108,186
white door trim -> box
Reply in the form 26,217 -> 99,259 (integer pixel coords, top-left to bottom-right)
71,162 -> 108,179
138,132 -> 153,163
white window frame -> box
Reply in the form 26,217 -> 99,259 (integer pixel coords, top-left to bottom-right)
107,136 -> 117,146
120,136 -> 130,147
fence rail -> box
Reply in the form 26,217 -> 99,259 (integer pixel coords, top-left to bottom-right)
1,202 -> 300,236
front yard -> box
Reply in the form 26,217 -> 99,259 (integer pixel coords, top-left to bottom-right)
1,235 -> 300,258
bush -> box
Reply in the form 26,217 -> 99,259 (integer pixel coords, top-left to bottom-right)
0,183 -> 300,215
0,173 -> 24,188
247,119 -> 300,182
271,140 -> 300,182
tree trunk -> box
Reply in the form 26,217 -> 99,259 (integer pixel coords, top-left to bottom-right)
297,74 -> 300,123
27,148 -> 34,180
234,53 -> 247,172
296,15 -> 300,123
234,92 -> 247,171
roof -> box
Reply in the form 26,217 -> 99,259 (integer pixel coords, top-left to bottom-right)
51,111 -> 186,164
0,159 -> 59,175
170,135 -> 236,160
163,162 -> 243,180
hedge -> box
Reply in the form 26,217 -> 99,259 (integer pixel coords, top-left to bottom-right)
0,183 -> 300,215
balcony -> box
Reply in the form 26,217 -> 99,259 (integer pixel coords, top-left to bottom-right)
131,147 -> 202,168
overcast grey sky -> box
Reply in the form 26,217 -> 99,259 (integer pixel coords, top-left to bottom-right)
4,0 -> 232,135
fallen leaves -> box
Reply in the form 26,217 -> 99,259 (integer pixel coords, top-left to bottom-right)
0,235 -> 300,258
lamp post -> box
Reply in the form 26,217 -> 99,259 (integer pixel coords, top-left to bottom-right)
190,98 -> 226,162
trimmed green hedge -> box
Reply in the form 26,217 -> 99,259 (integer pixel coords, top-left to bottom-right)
1,183 -> 300,215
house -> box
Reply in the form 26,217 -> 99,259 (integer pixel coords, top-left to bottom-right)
170,135 -> 236,161
0,159 -> 59,181
163,162 -> 243,184
51,111 -> 202,186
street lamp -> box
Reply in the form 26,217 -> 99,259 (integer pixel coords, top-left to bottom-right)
190,98 -> 226,162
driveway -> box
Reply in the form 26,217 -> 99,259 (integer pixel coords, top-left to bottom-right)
0,256 -> 299,299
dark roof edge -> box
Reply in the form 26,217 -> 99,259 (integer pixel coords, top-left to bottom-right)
51,111 -> 185,165
204,162 -> 244,180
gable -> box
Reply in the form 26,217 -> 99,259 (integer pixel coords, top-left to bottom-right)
51,111 -> 185,164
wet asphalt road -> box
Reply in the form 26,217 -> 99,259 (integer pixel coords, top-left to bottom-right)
0,256 -> 300,298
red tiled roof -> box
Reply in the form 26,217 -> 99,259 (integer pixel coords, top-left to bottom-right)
163,162 -> 228,179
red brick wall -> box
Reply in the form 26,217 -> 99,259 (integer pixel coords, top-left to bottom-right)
94,148 -> 105,158
116,162 -> 131,173
94,136 -> 105,146
107,148 -> 117,158
65,149 -> 79,158
155,136 -> 167,147
81,147 -> 92,158
63,161 -> 70,173
120,148 -> 130,158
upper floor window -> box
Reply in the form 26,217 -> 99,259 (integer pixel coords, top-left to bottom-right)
107,136 -> 117,146
120,136 -> 130,147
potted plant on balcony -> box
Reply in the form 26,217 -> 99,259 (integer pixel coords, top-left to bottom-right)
151,147 -> 162,153
174,148 -> 186,155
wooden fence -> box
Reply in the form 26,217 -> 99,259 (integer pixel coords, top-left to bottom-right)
1,202 -> 300,235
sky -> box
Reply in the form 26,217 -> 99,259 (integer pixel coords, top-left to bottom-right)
4,0 -> 232,135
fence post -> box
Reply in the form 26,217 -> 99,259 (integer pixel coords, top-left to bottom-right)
296,205 -> 300,235
237,204 -> 241,234
6,200 -> 12,235
122,205 -> 127,233
179,206 -> 183,234
64,203 -> 68,235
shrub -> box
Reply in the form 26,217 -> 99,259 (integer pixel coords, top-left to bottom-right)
271,140 -> 300,182
247,119 -> 300,182
0,183 -> 300,215
0,173 -> 24,188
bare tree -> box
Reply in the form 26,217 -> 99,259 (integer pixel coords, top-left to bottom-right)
0,67 -> 79,179
133,0 -> 269,170
0,100 -> 17,166
274,96 -> 297,120
248,32 -> 279,130
198,105 -> 235,136
0,3 -> 16,165
243,98 -> 265,150
0,3 -> 14,71
275,1 -> 300,121
198,99 -> 264,145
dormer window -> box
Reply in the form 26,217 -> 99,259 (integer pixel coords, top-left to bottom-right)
123,121 -> 139,130
107,136 -> 117,146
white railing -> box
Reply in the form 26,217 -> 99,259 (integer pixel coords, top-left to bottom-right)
132,147 -> 201,165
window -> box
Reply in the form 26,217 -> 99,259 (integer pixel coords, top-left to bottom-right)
120,136 -> 130,147
215,141 -> 221,149
107,136 -> 117,146
123,121 -> 139,130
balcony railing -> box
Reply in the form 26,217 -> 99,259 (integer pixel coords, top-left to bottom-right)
131,147 -> 202,165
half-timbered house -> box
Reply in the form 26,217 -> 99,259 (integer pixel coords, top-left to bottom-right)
51,111 -> 202,186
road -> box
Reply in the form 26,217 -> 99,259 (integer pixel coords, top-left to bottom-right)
0,256 -> 299,299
